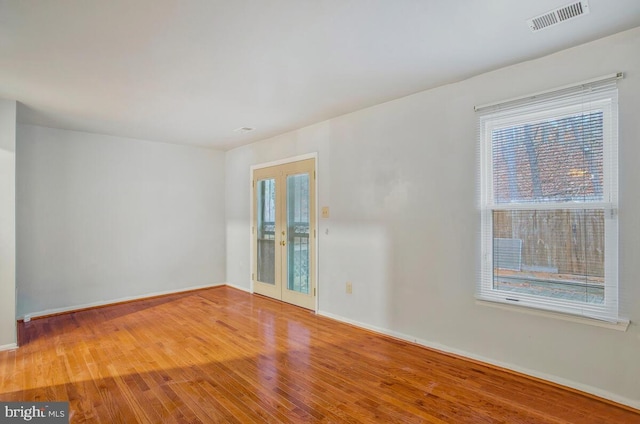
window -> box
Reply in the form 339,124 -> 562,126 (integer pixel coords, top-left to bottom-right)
477,75 -> 620,322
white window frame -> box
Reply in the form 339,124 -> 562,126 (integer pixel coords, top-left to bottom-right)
477,79 -> 620,322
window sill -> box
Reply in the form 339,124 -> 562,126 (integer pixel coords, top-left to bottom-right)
476,299 -> 630,331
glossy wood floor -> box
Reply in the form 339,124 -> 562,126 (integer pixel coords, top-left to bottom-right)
1,287 -> 638,423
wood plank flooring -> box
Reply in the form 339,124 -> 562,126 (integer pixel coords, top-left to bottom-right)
0,286 -> 638,423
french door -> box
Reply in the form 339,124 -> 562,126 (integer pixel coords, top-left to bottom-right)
252,158 -> 316,310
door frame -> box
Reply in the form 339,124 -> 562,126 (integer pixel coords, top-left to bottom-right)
249,152 -> 319,312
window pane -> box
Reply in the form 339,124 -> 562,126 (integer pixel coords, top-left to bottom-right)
257,179 -> 276,284
287,173 -> 310,294
492,209 -> 604,304
492,111 -> 603,204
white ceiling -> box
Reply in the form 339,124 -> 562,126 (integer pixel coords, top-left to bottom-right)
1,1 -> 639,150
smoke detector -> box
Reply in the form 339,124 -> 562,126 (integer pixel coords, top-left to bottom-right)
527,1 -> 590,32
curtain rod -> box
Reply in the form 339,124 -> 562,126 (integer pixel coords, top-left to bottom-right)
474,72 -> 623,112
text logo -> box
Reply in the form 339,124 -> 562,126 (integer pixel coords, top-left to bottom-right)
0,403 -> 68,423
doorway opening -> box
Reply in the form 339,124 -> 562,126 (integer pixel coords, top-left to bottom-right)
251,157 -> 316,310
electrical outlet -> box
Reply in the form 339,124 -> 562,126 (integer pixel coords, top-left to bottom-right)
321,206 -> 330,218
346,281 -> 352,294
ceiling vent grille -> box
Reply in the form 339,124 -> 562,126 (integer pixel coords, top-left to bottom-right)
527,1 -> 590,32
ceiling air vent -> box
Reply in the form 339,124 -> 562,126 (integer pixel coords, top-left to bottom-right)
527,1 -> 590,32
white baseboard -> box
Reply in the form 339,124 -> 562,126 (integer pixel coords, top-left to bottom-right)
317,310 -> 640,411
225,283 -> 252,293
20,283 -> 226,321
0,343 -> 17,352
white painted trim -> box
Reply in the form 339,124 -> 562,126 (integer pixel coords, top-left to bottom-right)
0,343 -> 17,352
225,282 -> 251,293
248,163 -> 254,294
19,283 -> 225,321
317,310 -> 640,411
250,152 -> 318,172
248,152 -> 319,312
476,300 -> 630,331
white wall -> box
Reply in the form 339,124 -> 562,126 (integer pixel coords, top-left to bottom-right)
17,125 -> 226,317
225,27 -> 640,407
0,99 -> 17,349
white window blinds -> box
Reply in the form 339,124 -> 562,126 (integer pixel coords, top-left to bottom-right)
477,74 -> 621,322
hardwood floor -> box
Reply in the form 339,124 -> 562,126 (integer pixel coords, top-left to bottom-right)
1,286 -> 637,423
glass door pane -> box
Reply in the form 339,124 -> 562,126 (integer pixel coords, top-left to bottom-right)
257,178 -> 276,285
286,173 -> 310,294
